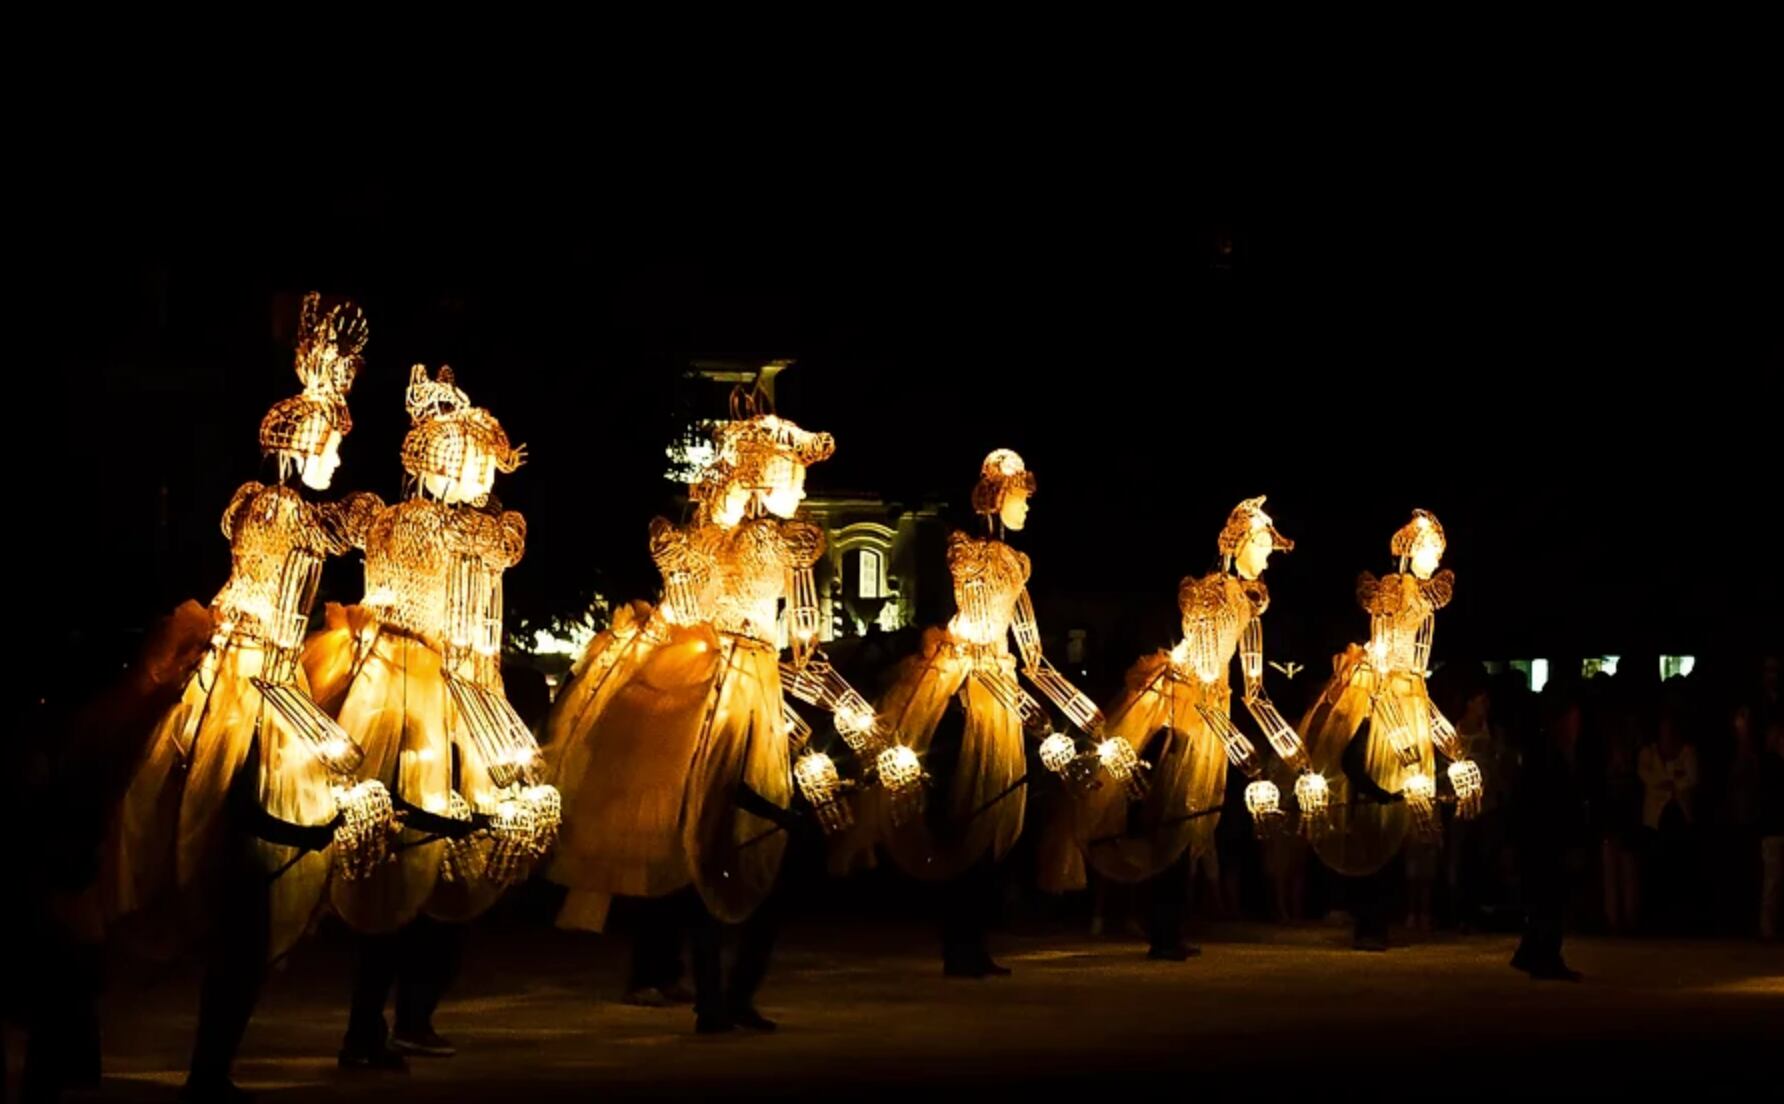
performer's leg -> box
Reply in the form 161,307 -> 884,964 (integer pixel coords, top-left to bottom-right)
626,895 -> 688,1001
393,916 -> 464,1054
340,929 -> 406,1069
689,890 -> 731,1032
726,878 -> 782,1031
1146,850 -> 1199,959
187,851 -> 271,1095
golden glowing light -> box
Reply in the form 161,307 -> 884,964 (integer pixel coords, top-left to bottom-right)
1039,732 -> 1077,775
331,780 -> 395,881
877,745 -> 922,794
1294,771 -> 1331,836
1245,780 -> 1282,827
794,752 -> 853,833
1448,759 -> 1483,818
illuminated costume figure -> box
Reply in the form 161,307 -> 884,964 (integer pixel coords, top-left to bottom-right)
303,364 -> 557,1064
1298,509 -> 1483,950
1038,497 -> 1323,957
859,450 -> 1108,976
545,391 -> 904,1031
104,294 -> 393,1101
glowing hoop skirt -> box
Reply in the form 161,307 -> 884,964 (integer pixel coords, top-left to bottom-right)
1036,653 -> 1229,892
107,637 -> 337,961
304,625 -> 510,932
542,607 -> 701,928
854,629 -> 1027,882
1301,645 -> 1434,877
543,602 -> 665,932
543,623 -> 791,927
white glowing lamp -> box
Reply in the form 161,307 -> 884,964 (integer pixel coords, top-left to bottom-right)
1448,760 -> 1483,818
877,745 -> 922,794
1038,732 -> 1077,774
794,752 -> 842,806
1294,771 -> 1329,814
1245,779 -> 1281,818
1096,738 -> 1139,782
331,779 -> 395,881
523,784 -> 562,836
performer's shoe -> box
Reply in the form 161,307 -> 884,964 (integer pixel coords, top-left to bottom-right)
390,1028 -> 457,1057
946,953 -> 1012,978
659,983 -> 697,1005
1525,962 -> 1583,982
1352,935 -> 1389,952
695,1014 -> 737,1034
337,1041 -> 410,1072
1147,943 -> 1201,961
623,987 -> 673,1008
179,1076 -> 254,1103
729,1006 -> 778,1032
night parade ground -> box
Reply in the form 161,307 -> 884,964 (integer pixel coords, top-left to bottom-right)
48,917 -> 1783,1101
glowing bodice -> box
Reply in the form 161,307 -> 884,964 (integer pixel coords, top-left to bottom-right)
210,482 -> 378,649
649,516 -> 724,628
1359,570 -> 1452,675
362,497 -> 525,641
1175,572 -> 1261,685
713,517 -> 823,644
944,533 -> 1030,651
650,514 -> 824,645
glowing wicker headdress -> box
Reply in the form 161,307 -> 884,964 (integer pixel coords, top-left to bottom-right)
703,387 -> 833,492
259,292 -> 367,456
1218,496 -> 1294,557
401,364 -> 525,480
1391,509 -> 1446,560
971,449 -> 1037,516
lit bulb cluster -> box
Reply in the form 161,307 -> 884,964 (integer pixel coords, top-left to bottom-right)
1095,738 -> 1138,781
1294,772 -> 1331,837
795,752 -> 853,833
795,752 -> 842,806
1403,770 -> 1440,840
832,701 -> 878,753
1448,760 -> 1483,819
877,745 -> 923,794
482,784 -> 563,886
1096,738 -> 1148,799
440,791 -> 480,883
331,779 -> 395,880
1038,732 -> 1077,775
876,744 -> 926,827
1245,780 -> 1285,837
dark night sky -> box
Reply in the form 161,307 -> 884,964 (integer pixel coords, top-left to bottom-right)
20,136 -> 1782,690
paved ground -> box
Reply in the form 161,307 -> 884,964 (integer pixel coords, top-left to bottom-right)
19,918 -> 1784,1101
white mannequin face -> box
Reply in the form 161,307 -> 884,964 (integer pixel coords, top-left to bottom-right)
707,482 -> 751,528
761,458 -> 807,519
1234,527 -> 1275,580
296,431 -> 343,491
1000,488 -> 1030,531
425,444 -> 498,504
1409,541 -> 1443,580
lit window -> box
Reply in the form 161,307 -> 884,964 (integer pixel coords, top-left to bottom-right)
1509,659 -> 1549,692
857,548 -> 885,599
1659,655 -> 1696,680
1582,655 -> 1621,679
